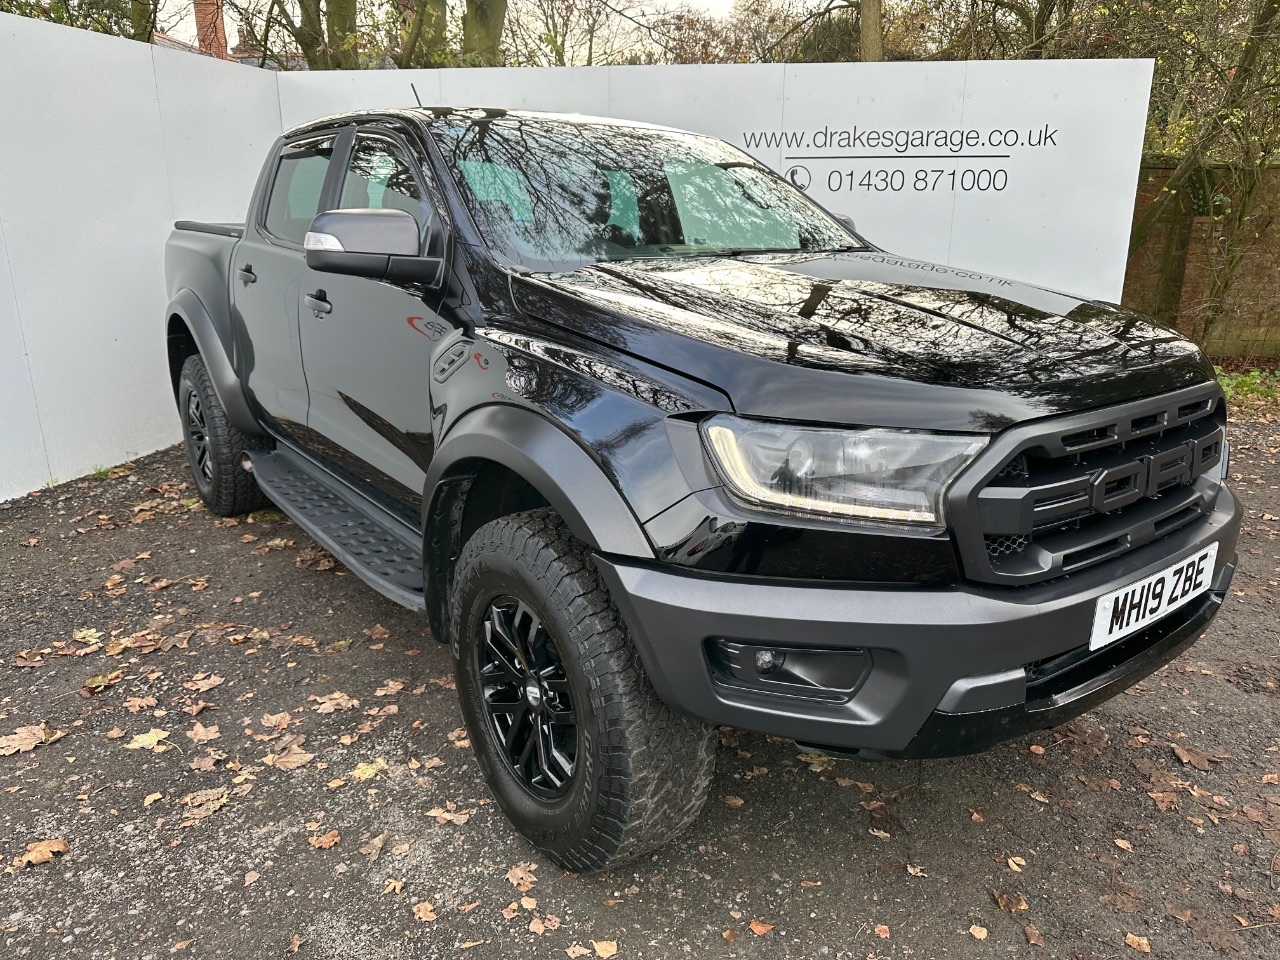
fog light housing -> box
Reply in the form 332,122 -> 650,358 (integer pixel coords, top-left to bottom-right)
707,639 -> 870,702
755,649 -> 785,674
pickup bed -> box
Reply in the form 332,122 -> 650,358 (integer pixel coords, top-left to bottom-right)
164,107 -> 1240,872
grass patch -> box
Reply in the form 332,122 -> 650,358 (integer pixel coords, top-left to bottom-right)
1215,365 -> 1280,404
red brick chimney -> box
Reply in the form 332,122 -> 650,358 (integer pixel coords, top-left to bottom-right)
194,0 -> 229,60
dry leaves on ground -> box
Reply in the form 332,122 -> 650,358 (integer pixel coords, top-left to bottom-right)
12,838 -> 69,868
506,862 -> 538,892
309,691 -> 359,713
186,722 -> 220,744
0,722 -> 68,756
1124,932 -> 1151,952
125,728 -> 172,753
309,830 -> 341,849
264,735 -> 314,771
748,920 -> 773,936
178,787 -> 229,826
591,942 -> 618,958
412,901 -> 437,922
1171,742 -> 1229,771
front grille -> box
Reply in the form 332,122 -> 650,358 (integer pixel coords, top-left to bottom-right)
950,384 -> 1226,585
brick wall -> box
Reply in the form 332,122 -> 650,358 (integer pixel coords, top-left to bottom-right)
1122,164 -> 1280,358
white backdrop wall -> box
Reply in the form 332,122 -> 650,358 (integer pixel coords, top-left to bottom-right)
0,13 -> 1153,502
0,14 -> 282,500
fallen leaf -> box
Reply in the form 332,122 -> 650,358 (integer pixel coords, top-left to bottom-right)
143,791 -> 163,807
1007,856 -> 1026,872
566,946 -> 591,959
748,920 -> 774,936
244,871 -> 260,886
285,935 -> 304,953
174,939 -> 194,950
79,669 -> 123,698
874,923 -> 890,939
1029,744 -> 1046,755
123,696 -> 158,714
1172,743 -> 1226,772
186,722 -> 220,744
261,712 -> 292,731
310,691 -> 359,713
906,863 -> 927,877
264,736 -> 314,771
591,942 -> 618,958
723,795 -> 745,809
1124,932 -> 1150,953
384,878 -> 404,894
1025,923 -> 1045,947
506,862 -> 537,892
124,728 -> 172,753
375,679 -> 405,697
411,901 -> 437,922
721,929 -> 738,943
1115,838 -> 1134,852
365,624 -> 391,641
12,838 -> 69,868
178,787 -> 229,825
308,830 -> 341,849
0,722 -> 68,756
360,832 -> 389,861
797,751 -> 835,772
993,889 -> 1029,913
970,925 -> 988,940
350,758 -> 388,781
869,828 -> 891,841
182,673 -> 225,693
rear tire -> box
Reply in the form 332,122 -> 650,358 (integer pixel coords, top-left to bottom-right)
177,354 -> 270,517
451,508 -> 717,873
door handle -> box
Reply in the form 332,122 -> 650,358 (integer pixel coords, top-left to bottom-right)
237,264 -> 257,285
304,291 -> 332,315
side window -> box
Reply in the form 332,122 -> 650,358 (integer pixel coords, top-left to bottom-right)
340,137 -> 427,224
263,137 -> 335,245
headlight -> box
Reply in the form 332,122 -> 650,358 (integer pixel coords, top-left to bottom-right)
700,416 -> 987,527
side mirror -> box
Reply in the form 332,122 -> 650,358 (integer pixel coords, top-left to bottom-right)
304,208 -> 446,289
833,212 -> 857,235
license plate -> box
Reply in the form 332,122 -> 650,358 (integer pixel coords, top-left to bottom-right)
1089,543 -> 1218,651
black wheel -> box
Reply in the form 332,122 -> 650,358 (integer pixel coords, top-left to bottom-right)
451,508 -> 717,873
177,354 -> 270,517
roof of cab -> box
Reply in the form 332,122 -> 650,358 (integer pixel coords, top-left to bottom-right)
283,107 -> 685,139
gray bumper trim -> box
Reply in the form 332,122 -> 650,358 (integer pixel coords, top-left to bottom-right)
594,487 -> 1240,753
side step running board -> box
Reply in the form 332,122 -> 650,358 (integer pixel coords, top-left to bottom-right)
246,448 -> 425,611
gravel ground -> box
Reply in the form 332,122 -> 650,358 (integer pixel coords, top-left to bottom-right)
1,415 -> 1278,960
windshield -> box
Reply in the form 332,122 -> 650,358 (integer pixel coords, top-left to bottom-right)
430,113 -> 863,272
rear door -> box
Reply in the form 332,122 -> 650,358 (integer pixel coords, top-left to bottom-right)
232,131 -> 344,441
298,127 -> 456,516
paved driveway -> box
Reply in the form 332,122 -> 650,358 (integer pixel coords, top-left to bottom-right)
2,419 -> 1278,959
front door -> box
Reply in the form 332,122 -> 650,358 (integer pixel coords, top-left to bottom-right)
299,129 -> 455,518
232,132 -> 340,442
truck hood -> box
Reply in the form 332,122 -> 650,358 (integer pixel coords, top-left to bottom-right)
510,251 -> 1214,432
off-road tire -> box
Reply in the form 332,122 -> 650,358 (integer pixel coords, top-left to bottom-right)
451,508 -> 717,873
177,354 -> 270,517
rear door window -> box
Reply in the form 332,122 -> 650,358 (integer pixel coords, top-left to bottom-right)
263,136 -> 336,245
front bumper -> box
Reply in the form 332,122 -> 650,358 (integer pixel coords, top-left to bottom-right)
595,487 -> 1241,757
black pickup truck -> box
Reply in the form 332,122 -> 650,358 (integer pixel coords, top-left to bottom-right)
164,107 -> 1240,872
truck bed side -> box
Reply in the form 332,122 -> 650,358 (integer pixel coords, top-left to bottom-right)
163,221 -> 263,436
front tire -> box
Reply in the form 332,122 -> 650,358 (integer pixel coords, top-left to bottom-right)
451,508 -> 717,873
177,354 -> 269,517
